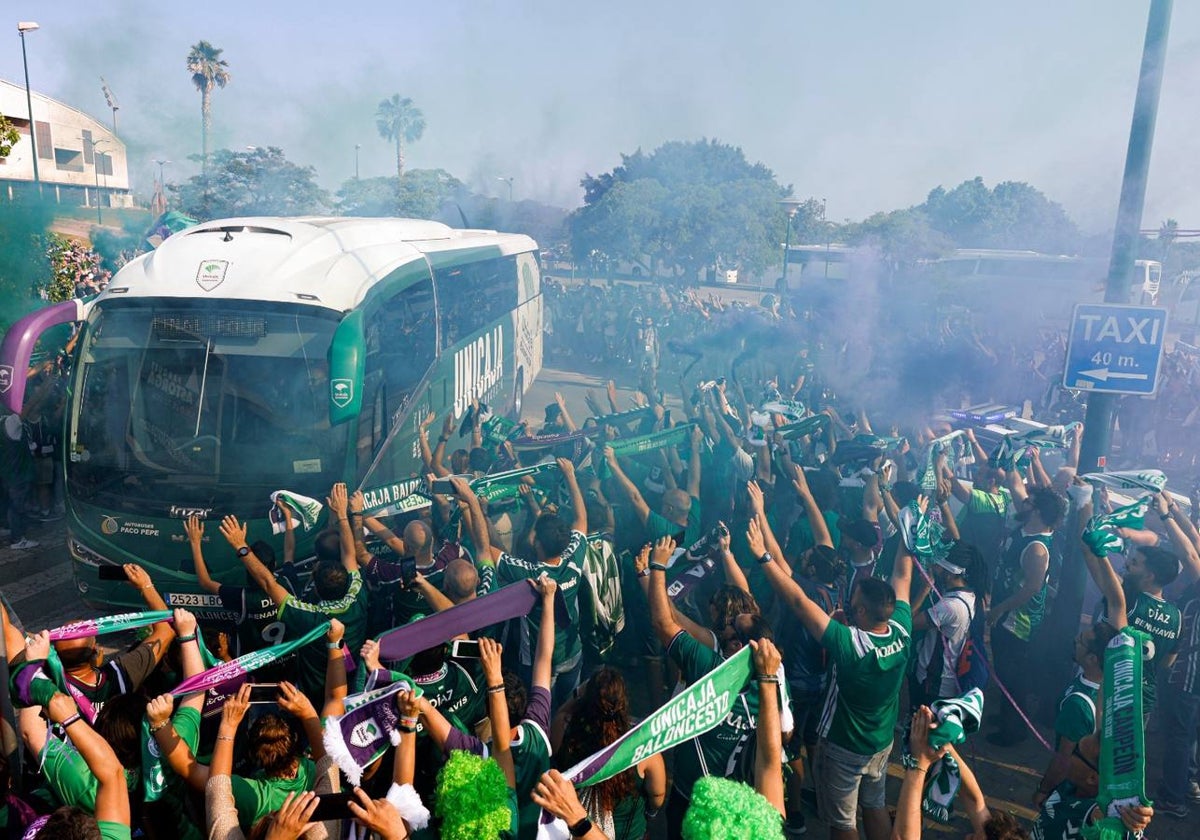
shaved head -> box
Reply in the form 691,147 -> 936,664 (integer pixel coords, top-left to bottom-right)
443,559 -> 479,603
403,520 -> 432,558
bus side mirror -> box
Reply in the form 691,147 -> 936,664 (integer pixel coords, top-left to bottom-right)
328,310 -> 365,425
0,299 -> 86,414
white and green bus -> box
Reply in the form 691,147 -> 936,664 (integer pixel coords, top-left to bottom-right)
0,217 -> 542,618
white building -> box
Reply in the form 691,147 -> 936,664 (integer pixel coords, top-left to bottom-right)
0,78 -> 131,208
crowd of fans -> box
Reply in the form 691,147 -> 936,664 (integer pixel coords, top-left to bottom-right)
2,278 -> 1200,840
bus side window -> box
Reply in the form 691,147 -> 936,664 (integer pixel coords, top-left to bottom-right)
365,278 -> 436,430
435,256 -> 518,349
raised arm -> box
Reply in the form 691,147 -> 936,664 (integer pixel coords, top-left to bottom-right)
277,680 -> 325,761
747,480 -> 790,575
220,515 -> 289,606
1076,493 -> 1127,629
753,522 -> 831,640
327,483 -> 360,573
1157,491 -> 1200,584
604,446 -> 652,525
554,392 -> 578,434
276,499 -> 297,566
892,707 -> 950,840
557,457 -> 587,535
889,527 -> 914,606
686,425 -> 703,500
185,516 -> 219,594
751,639 -> 785,817
531,576 -> 558,691
479,638 -> 515,789
647,537 -> 685,646
635,543 -> 717,648
123,563 -> 176,667
452,477 -> 495,564
48,692 -> 130,828
322,619 -> 348,719
791,467 -> 833,549
416,411 -> 438,473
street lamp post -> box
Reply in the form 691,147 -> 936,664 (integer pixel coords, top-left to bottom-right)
154,159 -> 171,210
355,144 -> 361,180
89,139 -> 110,225
497,176 -> 514,202
778,198 -> 804,295
17,21 -> 41,195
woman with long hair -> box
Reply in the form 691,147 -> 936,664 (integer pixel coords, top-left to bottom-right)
551,667 -> 667,840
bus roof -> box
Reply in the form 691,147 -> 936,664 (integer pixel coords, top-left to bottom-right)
100,216 -> 538,311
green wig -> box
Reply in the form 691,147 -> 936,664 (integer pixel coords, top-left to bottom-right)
682,777 -> 784,840
435,750 -> 513,840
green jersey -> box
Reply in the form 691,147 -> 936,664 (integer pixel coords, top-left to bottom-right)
666,631 -> 791,798
1054,674 -> 1099,745
645,498 -> 702,548
994,530 -> 1052,641
1099,589 -> 1181,713
955,487 -> 1011,563
818,601 -> 913,755
496,530 -> 586,668
277,569 -> 369,697
230,757 -> 316,828
1031,788 -> 1102,840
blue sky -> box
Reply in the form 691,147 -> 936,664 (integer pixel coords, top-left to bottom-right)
3,1 -> 1197,232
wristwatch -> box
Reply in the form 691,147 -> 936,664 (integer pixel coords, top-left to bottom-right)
568,816 -> 593,837
236,546 -> 251,558
637,567 -> 651,578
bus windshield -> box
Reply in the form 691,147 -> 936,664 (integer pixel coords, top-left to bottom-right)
67,299 -> 347,514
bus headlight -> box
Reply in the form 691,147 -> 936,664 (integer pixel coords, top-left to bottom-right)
67,536 -> 110,568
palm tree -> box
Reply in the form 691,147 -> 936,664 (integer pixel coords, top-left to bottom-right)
375,95 -> 426,182
187,41 -> 231,172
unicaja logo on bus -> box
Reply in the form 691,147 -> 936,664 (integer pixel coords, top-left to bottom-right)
453,326 -> 504,417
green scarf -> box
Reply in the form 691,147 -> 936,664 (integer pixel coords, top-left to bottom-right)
1082,629 -> 1150,840
595,424 -> 696,479
1082,496 -> 1152,558
777,415 -> 829,440
481,414 -> 519,446
921,431 -> 966,492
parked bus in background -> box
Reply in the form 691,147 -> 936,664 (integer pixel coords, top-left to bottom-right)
0,217 -> 542,625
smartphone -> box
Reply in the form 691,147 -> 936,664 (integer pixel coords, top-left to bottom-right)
450,639 -> 482,659
311,792 -> 357,822
399,557 -> 417,586
247,683 -> 280,704
97,565 -> 127,581
430,474 -> 471,496
671,530 -> 687,547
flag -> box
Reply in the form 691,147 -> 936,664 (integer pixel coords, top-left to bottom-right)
377,583 -> 538,662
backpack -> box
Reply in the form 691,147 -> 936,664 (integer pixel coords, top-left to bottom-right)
951,593 -> 991,693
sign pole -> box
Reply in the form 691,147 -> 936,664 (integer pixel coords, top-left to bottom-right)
1044,0 -> 1173,708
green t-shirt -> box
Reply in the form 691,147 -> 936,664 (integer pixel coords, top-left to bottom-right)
1054,675 -> 1099,746
411,660 -> 487,734
512,717 -> 553,838
39,738 -> 138,810
819,600 -> 913,755
645,498 -> 702,548
278,569 -> 369,695
1099,590 -> 1181,713
99,822 -> 131,840
230,757 -> 316,828
665,631 -> 759,798
496,530 -> 586,667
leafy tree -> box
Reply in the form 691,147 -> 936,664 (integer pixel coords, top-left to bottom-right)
336,169 -> 463,218
570,139 -> 798,280
842,208 -> 953,269
175,146 -> 328,220
923,177 -> 1080,253
187,40 -> 231,172
45,235 -> 105,303
375,95 -> 426,182
0,114 -> 19,159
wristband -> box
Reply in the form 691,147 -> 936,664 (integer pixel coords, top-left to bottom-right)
439,436 -> 450,443
1160,512 -> 1171,521
327,640 -> 345,650
757,551 -> 773,565
397,723 -> 417,734
756,674 -> 779,684
177,634 -> 197,643
649,562 -> 669,573
217,735 -> 235,742
637,567 -> 651,578
149,720 -> 169,734
61,714 -> 82,729
399,716 -> 419,729
487,685 -> 506,695
569,817 -> 594,838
